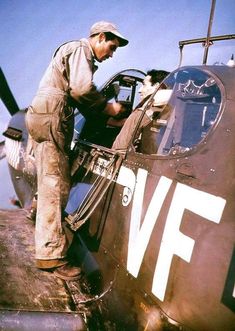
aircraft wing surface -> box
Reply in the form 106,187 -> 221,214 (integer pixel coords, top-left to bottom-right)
0,209 -> 87,330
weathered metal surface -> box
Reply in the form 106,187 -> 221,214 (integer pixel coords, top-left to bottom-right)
0,208 -> 87,330
0,310 -> 86,331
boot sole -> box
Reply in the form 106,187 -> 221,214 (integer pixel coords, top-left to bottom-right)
53,270 -> 81,281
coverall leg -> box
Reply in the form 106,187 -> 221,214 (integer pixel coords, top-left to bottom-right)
26,88 -> 74,267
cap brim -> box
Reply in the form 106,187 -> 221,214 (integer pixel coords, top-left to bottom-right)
110,31 -> 129,47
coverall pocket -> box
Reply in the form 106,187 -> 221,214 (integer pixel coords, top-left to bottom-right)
26,107 -> 53,143
57,106 -> 74,146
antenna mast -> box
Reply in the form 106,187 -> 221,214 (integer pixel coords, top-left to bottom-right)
203,0 -> 216,64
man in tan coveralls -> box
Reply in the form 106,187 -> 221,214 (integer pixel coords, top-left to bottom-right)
25,21 -> 128,280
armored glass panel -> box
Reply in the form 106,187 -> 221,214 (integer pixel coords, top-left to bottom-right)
139,68 -> 221,155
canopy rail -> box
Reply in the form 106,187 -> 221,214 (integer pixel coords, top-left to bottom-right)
178,34 -> 235,67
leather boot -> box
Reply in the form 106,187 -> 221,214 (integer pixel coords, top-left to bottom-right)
53,263 -> 82,281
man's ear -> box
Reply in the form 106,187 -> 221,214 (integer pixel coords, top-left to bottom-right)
98,32 -> 106,43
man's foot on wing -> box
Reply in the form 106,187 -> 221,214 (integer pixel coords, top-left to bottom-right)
53,263 -> 82,281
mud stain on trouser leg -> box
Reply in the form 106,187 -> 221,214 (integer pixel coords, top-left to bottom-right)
34,141 -> 72,260
25,89 -> 74,261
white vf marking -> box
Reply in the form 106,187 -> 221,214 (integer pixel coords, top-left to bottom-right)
127,169 -> 226,302
127,172 -> 172,277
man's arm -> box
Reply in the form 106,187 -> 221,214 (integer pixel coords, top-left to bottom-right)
67,43 -> 106,112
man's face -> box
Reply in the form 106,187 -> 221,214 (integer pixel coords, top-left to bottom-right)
139,75 -> 159,100
93,33 -> 120,62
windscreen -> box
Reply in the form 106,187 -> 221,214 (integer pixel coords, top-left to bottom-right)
138,67 -> 222,155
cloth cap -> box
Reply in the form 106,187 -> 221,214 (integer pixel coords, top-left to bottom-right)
90,21 -> 128,47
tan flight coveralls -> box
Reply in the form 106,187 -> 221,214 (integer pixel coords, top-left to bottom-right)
112,95 -> 153,150
25,38 -> 106,267
112,92 -> 172,151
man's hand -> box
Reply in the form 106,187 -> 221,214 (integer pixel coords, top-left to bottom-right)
103,102 -> 125,117
107,117 -> 126,127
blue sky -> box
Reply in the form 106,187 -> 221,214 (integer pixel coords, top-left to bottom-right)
0,0 -> 235,207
